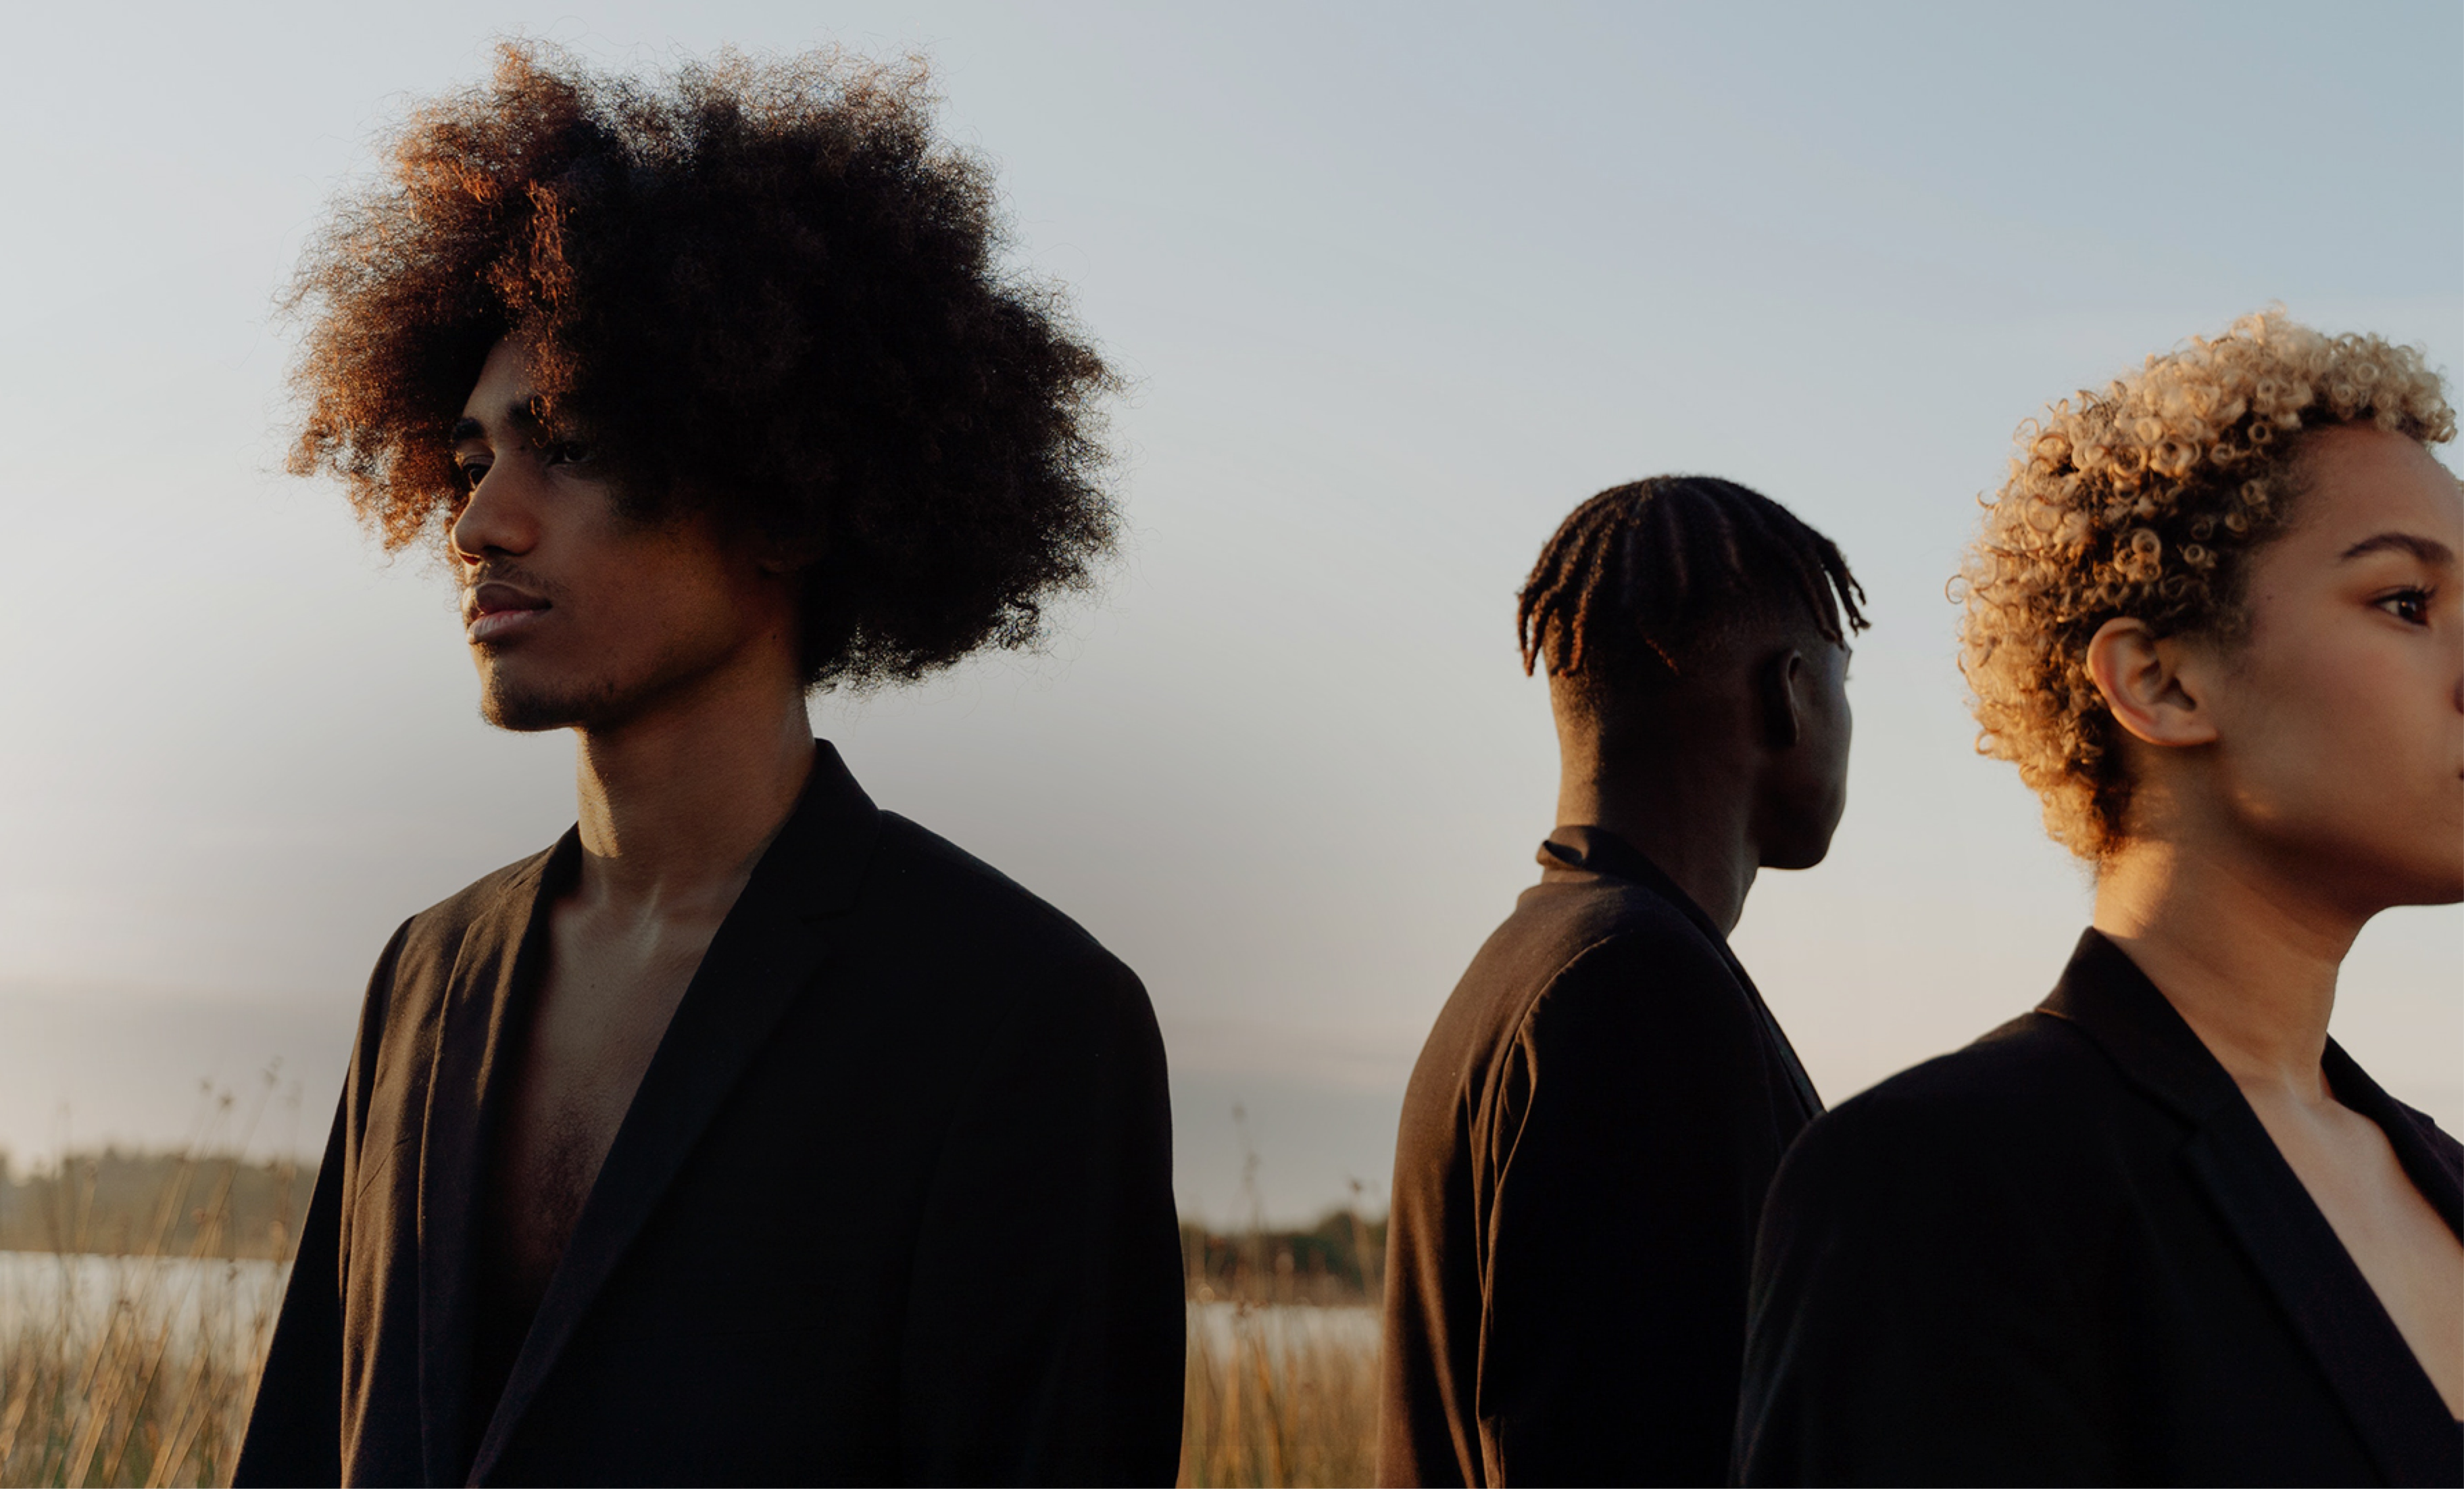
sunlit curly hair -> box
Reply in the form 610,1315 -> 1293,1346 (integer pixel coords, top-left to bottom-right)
1958,311 -> 2454,860
285,41 -> 1117,689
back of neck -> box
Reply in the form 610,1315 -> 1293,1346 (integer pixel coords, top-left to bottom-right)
1556,748 -> 1758,935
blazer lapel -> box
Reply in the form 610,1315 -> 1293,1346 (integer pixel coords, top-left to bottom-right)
2042,930 -> 2459,1485
414,835 -> 573,1488
2323,1042 -> 2464,1244
468,743 -> 883,1483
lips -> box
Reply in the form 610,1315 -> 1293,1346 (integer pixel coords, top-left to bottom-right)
464,581 -> 550,644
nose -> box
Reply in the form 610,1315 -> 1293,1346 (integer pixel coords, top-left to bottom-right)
448,455 -> 540,563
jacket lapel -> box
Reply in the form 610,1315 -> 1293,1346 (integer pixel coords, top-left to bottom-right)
414,835 -> 573,1488
2041,930 -> 2459,1485
468,743 -> 883,1483
2322,1042 -> 2464,1245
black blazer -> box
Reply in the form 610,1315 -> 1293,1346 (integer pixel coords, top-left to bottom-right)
234,743 -> 1184,1486
1379,827 -> 1822,1487
1737,929 -> 2463,1487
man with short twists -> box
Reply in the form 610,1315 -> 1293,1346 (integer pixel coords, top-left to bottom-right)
1379,476 -> 1867,1486
235,45 -> 1181,1487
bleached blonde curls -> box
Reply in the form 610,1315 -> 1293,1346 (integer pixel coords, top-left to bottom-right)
1957,310 -> 2454,860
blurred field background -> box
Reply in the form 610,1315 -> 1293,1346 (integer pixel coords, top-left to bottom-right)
1,1136 -> 1383,1488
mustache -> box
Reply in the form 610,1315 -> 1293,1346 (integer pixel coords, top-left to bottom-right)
460,561 -> 564,602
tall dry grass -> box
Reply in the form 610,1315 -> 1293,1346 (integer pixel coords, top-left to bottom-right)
0,1077 -> 299,1488
1176,1127 -> 1384,1487
1179,1295 -> 1380,1488
3,1094 -> 1387,1488
0,1252 -> 287,1488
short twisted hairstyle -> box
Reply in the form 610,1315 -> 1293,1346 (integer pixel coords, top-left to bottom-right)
1518,476 -> 1867,703
1958,311 -> 2455,860
285,42 -> 1118,689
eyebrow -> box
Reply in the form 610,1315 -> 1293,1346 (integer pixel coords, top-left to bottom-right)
2340,532 -> 2456,566
450,399 -> 547,447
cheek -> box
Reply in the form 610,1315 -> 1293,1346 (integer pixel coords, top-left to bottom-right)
1822,682 -> 1853,768
2229,635 -> 2458,839
587,539 -> 769,667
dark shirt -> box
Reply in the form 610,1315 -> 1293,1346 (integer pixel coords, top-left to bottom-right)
1379,826 -> 1822,1487
234,742 -> 1185,1486
1738,928 -> 2464,1488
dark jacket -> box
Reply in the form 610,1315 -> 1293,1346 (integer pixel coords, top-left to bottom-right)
234,742 -> 1185,1487
1737,928 -> 2464,1487
1379,826 -> 1823,1487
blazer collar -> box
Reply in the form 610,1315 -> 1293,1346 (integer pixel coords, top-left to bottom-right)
1539,825 -> 1821,1118
2034,929 -> 2242,1125
1540,825 -> 1728,948
2038,928 -> 2460,1482
416,741 -> 883,1484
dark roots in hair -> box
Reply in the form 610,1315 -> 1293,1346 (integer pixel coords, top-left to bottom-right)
1518,475 -> 1868,695
286,41 -> 1119,689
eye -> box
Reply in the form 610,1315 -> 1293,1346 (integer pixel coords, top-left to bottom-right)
542,440 -> 593,468
453,458 -> 491,493
2375,586 -> 2432,625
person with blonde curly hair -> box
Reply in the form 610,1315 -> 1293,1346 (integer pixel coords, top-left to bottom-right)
1737,312 -> 2463,1486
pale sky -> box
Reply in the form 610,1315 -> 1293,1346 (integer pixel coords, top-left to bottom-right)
0,1 -> 2456,1220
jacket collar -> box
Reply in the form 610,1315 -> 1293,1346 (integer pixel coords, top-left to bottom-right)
416,740 -> 883,1484
1538,825 -> 1821,1119
2038,928 -> 2461,1480
1539,825 -> 1729,948
2035,929 -> 2243,1125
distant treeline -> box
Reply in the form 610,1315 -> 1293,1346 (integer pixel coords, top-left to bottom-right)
0,1149 -> 310,1260
1181,1210 -> 1388,1306
2,1147 -> 1394,1298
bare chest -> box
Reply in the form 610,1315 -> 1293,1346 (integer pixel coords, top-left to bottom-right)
482,905 -> 720,1307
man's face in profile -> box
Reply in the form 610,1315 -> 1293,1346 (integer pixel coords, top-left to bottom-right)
447,337 -> 787,732
1756,637 -> 1853,873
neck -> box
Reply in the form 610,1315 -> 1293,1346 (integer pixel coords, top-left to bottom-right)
2092,835 -> 2360,1105
570,658 -> 815,918
1556,731 -> 1758,935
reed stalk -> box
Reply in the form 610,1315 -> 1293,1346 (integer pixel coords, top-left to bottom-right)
0,1073 -> 299,1489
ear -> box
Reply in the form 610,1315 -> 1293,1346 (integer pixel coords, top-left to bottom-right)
2085,617 -> 2218,748
1756,648 -> 1807,751
752,536 -> 818,579
748,518 -> 827,578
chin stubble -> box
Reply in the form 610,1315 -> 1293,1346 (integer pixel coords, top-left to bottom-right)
477,666 -> 626,733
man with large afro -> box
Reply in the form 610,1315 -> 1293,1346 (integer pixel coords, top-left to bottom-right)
235,43 -> 1182,1486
